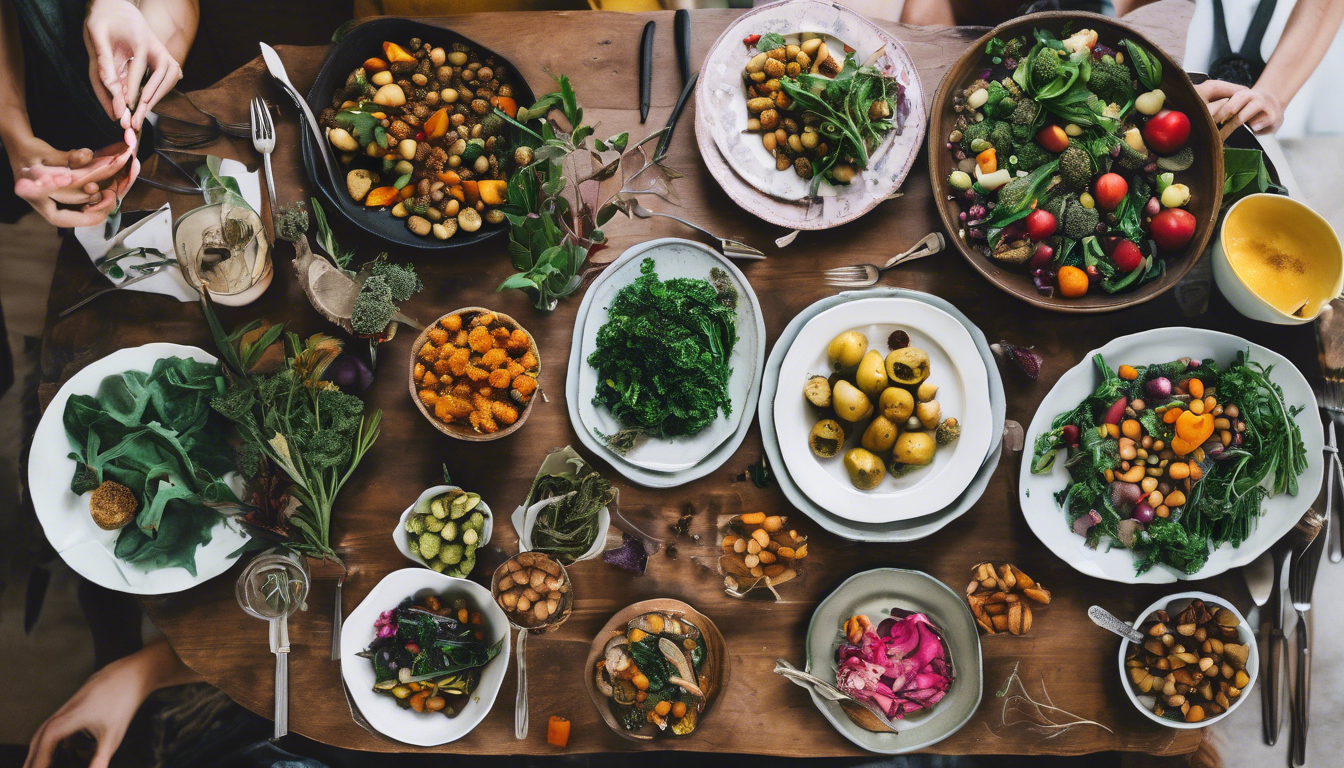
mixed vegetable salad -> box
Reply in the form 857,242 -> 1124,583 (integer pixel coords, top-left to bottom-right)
835,611 -> 953,719
1031,353 -> 1307,574
945,26 -> 1201,299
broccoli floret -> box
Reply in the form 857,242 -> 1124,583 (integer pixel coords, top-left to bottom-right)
351,275 -> 396,335
1003,37 -> 1027,61
370,261 -> 422,302
406,515 -> 427,535
1116,140 -> 1147,171
1088,56 -> 1134,105
983,81 -> 1015,118
1009,99 -> 1039,127
418,532 -> 442,560
1059,145 -> 1094,189
1030,50 -> 1063,90
960,119 -> 993,153
989,122 -> 1014,155
1062,198 -> 1100,239
1010,140 -> 1053,172
1040,186 -> 1069,221
276,202 -> 309,243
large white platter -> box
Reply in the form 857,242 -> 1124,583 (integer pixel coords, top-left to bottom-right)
696,0 -> 925,228
340,568 -> 509,746
28,342 -> 249,595
1020,328 -> 1324,583
774,298 -> 994,523
568,238 -> 765,486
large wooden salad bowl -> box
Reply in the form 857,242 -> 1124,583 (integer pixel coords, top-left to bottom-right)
927,11 -> 1224,314
583,599 -> 729,742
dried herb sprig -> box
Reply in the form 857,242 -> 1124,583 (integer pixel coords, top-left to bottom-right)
525,463 -> 615,564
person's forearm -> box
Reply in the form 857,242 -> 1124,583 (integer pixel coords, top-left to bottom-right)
133,0 -> 198,65
136,638 -> 205,693
0,0 -> 36,153
1255,0 -> 1344,108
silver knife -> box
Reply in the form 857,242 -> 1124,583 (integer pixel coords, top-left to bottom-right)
259,43 -> 343,192
1263,542 -> 1290,745
1289,502 -> 1328,767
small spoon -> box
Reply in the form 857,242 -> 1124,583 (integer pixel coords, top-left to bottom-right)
773,660 -> 900,734
1088,605 -> 1145,644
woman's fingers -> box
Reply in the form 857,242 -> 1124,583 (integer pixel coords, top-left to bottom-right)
1212,88 -> 1253,125
1195,79 -> 1247,104
87,56 -> 118,121
123,44 -> 149,118
23,716 -> 79,768
133,65 -> 169,129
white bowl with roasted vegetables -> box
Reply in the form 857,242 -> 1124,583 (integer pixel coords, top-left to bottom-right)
395,486 -> 492,578
1118,592 -> 1256,729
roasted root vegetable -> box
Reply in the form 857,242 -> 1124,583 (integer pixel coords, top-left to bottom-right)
965,562 -> 1049,635
417,309 -> 539,433
1125,598 -> 1249,723
720,513 -> 806,596
546,716 -> 571,747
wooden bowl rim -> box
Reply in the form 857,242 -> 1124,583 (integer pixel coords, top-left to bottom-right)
406,306 -> 541,441
924,10 -> 1225,314
581,598 -> 730,743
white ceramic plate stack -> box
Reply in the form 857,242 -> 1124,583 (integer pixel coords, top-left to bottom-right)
1020,328 -> 1324,583
28,342 -> 250,594
567,238 -> 766,488
694,0 -> 926,230
759,290 -> 1006,542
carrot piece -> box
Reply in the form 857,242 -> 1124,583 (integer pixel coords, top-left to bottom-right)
1187,378 -> 1204,399
399,185 -> 415,200
363,57 -> 388,73
546,716 -> 571,747
365,186 -> 400,207
424,107 -> 450,140
436,170 -> 461,185
976,147 -> 997,174
1162,408 -> 1181,424
462,179 -> 480,206
491,95 -> 518,119
477,179 -> 508,206
382,41 -> 416,63
448,185 -> 465,203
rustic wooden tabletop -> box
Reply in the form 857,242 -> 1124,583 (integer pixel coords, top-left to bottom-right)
39,1 -> 1317,758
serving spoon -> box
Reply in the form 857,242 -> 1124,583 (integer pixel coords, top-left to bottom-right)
1087,605 -> 1145,644
773,659 -> 901,734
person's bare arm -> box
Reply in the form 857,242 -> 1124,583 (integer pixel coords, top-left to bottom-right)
1113,0 -> 1161,17
1203,0 -> 1344,133
900,0 -> 957,26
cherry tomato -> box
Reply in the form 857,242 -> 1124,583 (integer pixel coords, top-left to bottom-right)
1093,173 -> 1128,211
1142,110 -> 1191,155
1036,124 -> 1069,154
1024,209 -> 1057,241
1150,208 -> 1197,250
1111,239 -> 1143,271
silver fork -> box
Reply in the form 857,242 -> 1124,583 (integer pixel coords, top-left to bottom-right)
824,232 -> 944,288
59,263 -> 172,318
627,201 -> 764,260
1316,381 -> 1344,561
250,97 -> 279,234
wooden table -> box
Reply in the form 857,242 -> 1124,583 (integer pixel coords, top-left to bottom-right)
39,2 -> 1319,757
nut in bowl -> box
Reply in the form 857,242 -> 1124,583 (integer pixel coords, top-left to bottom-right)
409,307 -> 540,440
490,552 -> 573,632
1118,592 -> 1256,728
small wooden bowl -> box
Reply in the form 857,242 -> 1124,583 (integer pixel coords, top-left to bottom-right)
407,307 -> 540,441
926,11 -> 1224,313
583,599 -> 729,742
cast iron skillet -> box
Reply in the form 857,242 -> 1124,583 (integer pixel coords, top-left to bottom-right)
926,11 -> 1224,313
300,18 -> 535,251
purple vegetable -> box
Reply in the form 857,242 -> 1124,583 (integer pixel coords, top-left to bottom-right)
978,68 -> 993,81
1145,376 -> 1172,399
1073,509 -> 1103,536
602,533 -> 648,575
1110,482 -> 1142,512
326,353 -> 374,393
1061,424 -> 1080,446
991,342 -> 1043,380
1145,196 -> 1161,216
834,613 -> 953,719
1130,501 -> 1155,524
1031,271 -> 1055,297
1103,397 -> 1128,425
1110,143 -> 1122,157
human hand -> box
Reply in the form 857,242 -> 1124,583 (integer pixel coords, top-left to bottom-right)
84,0 -> 183,131
12,138 -> 137,227
1196,79 -> 1286,134
22,651 -> 153,768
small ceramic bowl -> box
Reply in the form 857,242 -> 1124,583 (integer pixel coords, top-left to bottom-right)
408,307 -> 540,441
1210,193 -> 1343,325
394,485 -> 493,569
510,447 -> 611,565
489,552 -> 573,633
1117,591 -> 1258,729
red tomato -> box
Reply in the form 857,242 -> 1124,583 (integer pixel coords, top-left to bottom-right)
1024,209 -> 1057,241
1150,208 -> 1197,251
1111,239 -> 1143,272
1036,125 -> 1069,154
1029,242 -> 1054,270
1093,173 -> 1128,211
1143,110 -> 1191,155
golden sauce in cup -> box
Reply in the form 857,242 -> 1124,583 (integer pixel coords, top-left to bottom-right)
1223,195 -> 1341,318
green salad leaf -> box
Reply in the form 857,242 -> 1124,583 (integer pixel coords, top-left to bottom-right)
63,356 -> 241,575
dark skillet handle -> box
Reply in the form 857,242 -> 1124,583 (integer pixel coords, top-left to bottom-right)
674,9 -> 691,87
639,20 -> 656,124
1265,627 -> 1286,745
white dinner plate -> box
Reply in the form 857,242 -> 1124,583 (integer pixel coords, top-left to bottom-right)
774,298 -> 994,523
340,568 -> 510,746
28,342 -> 249,595
1019,328 -> 1324,583
569,238 -> 765,481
